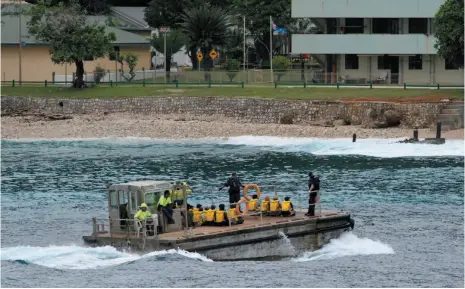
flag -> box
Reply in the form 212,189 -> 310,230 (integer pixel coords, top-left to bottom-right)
272,22 -> 287,35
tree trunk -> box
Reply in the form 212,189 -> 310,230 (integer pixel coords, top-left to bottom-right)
189,47 -> 197,69
73,60 -> 85,88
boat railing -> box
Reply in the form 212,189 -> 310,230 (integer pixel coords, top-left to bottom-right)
92,217 -> 157,238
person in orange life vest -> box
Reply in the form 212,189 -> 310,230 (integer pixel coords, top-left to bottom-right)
203,205 -> 216,226
228,204 -> 244,225
269,195 -> 281,216
213,204 -> 229,226
281,196 -> 295,217
261,196 -> 270,216
247,194 -> 259,213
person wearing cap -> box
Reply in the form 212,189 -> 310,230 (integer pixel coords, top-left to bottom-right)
158,190 -> 175,224
306,172 -> 320,217
134,203 -> 154,235
218,172 -> 245,208
269,195 -> 281,216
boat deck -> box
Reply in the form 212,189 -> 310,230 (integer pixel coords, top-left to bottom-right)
91,210 -> 345,241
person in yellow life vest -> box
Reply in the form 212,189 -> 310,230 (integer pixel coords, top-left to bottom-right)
192,204 -> 203,226
247,194 -> 259,212
203,205 -> 216,226
157,190 -> 175,224
182,181 -> 192,194
269,196 -> 281,216
213,204 -> 229,226
134,203 -> 154,236
228,204 -> 244,225
173,185 -> 186,207
281,196 -> 295,217
261,196 -> 270,216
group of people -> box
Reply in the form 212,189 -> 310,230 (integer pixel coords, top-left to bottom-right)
186,203 -> 244,227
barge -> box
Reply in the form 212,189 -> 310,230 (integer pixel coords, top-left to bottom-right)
83,180 -> 355,261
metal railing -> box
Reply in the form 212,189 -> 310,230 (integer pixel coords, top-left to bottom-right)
92,217 -> 157,238
2,69 -> 464,87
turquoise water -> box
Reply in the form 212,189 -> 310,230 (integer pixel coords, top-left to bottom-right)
1,137 -> 464,287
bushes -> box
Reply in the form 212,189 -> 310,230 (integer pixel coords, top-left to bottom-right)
225,59 -> 240,82
93,66 -> 107,84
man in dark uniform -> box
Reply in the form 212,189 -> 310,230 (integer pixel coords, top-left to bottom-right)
218,172 -> 244,205
305,172 -> 320,217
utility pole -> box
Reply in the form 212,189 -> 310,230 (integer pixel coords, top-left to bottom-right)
18,0 -> 22,86
243,16 -> 246,80
164,30 -> 167,83
269,15 -> 273,83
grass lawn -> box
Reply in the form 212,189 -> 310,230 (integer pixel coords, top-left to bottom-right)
1,85 -> 463,101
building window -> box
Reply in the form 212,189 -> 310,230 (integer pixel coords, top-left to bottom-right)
344,18 -> 364,34
109,46 -> 120,61
372,18 -> 399,34
408,55 -> 423,70
83,55 -> 94,61
378,55 -> 389,70
408,18 -> 428,34
445,59 -> 460,70
345,54 -> 359,70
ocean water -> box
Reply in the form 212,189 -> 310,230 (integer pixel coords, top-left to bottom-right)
1,136 -> 464,288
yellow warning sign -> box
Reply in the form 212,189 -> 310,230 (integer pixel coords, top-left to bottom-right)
209,49 -> 218,60
196,51 -> 203,62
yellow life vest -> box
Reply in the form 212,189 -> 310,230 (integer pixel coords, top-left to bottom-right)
193,208 -> 200,223
282,201 -> 291,212
261,201 -> 270,212
228,208 -> 237,221
205,209 -> 215,222
173,189 -> 184,201
247,199 -> 257,211
270,200 -> 280,212
214,210 -> 225,223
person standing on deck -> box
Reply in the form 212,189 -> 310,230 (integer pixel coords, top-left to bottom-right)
218,172 -> 245,207
158,190 -> 175,224
305,172 -> 320,217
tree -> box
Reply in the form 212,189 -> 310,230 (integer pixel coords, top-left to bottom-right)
434,0 -> 464,68
232,0 -> 295,63
224,59 -> 240,82
118,53 -> 139,82
27,0 -> 116,88
273,55 -> 288,82
144,0 -> 201,29
181,4 -> 232,73
150,29 -> 186,81
24,0 -> 108,15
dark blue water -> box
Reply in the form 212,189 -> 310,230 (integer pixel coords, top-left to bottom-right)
1,137 -> 464,287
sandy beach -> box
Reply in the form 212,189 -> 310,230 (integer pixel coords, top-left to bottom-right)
1,113 -> 463,140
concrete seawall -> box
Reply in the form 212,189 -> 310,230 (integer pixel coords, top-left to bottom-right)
1,96 -> 448,128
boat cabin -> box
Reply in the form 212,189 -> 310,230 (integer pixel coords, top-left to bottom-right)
106,180 -> 186,235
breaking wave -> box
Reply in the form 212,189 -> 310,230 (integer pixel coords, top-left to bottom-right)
0,245 -> 212,270
3,136 -> 464,158
294,232 -> 395,262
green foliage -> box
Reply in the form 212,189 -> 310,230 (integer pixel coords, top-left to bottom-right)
224,59 -> 240,71
224,28 -> 244,61
27,0 -> 116,87
24,0 -> 108,15
150,29 -> 186,80
118,53 -> 139,82
434,0 -> 464,68
105,16 -> 120,27
224,59 -> 240,82
273,55 -> 289,81
181,4 -> 232,62
93,66 -> 107,84
144,0 -> 201,29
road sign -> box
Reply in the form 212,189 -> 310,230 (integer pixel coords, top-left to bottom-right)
160,27 -> 170,32
209,49 -> 218,60
196,51 -> 203,62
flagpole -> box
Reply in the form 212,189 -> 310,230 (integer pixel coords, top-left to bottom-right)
270,15 -> 273,83
243,15 -> 246,79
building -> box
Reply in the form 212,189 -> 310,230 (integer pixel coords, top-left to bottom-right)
1,3 -> 151,82
291,0 -> 464,85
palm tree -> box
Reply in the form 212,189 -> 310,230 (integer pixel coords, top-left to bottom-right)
150,29 -> 187,81
181,4 -> 233,72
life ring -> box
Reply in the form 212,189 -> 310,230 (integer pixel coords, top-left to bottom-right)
236,198 -> 248,216
243,184 -> 261,200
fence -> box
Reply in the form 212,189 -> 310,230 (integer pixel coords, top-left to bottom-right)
3,68 -> 464,87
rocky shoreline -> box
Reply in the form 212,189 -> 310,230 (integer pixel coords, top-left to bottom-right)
2,113 -> 463,140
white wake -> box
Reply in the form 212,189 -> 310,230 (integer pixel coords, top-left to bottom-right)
0,245 -> 212,270
293,232 -> 395,262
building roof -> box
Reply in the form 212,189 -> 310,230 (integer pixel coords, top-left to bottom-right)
1,4 -> 150,46
109,6 -> 150,29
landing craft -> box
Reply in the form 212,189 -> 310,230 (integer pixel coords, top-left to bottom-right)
83,180 -> 355,261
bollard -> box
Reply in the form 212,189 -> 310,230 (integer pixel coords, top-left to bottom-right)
110,80 -> 113,87
52,72 -> 55,84
45,80 -> 47,87
352,133 -> 356,143
369,82 -> 373,89
413,127 -> 419,141
274,82 -> 277,89
436,121 -> 442,139
176,80 -> 179,88
241,81 -> 244,88
337,82 -> 340,89
304,82 -> 306,88
437,83 -> 440,90
12,80 -> 15,87
403,83 -> 407,90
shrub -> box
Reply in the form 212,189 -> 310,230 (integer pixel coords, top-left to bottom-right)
273,56 -> 289,82
224,59 -> 240,82
93,66 -> 107,84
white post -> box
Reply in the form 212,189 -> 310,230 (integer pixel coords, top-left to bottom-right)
164,31 -> 167,83
18,1 -> 22,86
269,15 -> 273,83
243,16 -> 246,81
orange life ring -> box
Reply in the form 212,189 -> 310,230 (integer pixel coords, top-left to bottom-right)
243,184 -> 261,200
